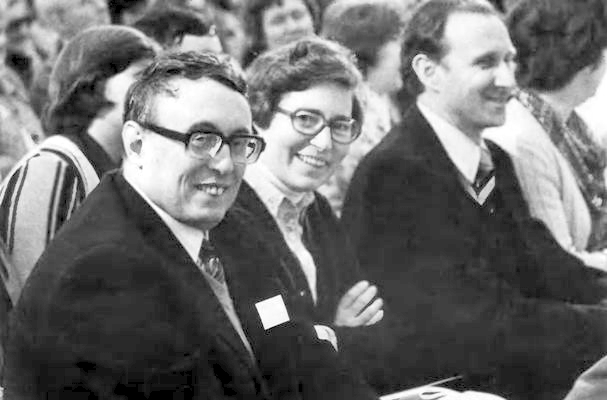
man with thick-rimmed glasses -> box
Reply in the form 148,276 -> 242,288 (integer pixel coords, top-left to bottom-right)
3,51 -> 377,400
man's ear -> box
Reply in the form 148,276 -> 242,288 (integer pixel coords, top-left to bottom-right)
122,120 -> 144,166
411,53 -> 442,93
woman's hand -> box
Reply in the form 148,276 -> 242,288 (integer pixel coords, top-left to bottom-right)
333,280 -> 384,327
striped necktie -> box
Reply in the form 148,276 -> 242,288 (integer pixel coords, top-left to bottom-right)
472,145 -> 495,203
197,235 -> 225,284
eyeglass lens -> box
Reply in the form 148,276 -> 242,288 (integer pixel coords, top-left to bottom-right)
290,110 -> 357,143
188,133 -> 261,163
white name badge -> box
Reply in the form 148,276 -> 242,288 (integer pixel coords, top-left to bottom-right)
255,294 -> 290,330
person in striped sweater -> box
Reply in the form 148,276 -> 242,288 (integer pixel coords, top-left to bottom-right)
0,25 -> 157,289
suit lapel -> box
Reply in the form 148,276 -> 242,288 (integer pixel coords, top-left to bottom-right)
486,140 -> 528,221
233,182 -> 308,295
112,173 -> 259,371
404,106 -> 476,208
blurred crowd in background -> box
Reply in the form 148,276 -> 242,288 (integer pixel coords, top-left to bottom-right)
0,0 -> 524,181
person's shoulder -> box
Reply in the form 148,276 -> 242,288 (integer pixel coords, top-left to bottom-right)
13,143 -> 79,173
364,106 -> 429,161
38,175 -> 141,261
353,121 -> 424,186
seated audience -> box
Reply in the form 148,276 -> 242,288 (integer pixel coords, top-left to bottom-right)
0,26 -> 157,287
485,0 -> 607,270
243,0 -> 319,66
319,0 -> 404,215
133,4 -> 223,53
2,50 -> 378,400
342,0 -> 607,399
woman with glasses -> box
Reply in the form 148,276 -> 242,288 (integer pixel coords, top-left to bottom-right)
216,37 -> 384,357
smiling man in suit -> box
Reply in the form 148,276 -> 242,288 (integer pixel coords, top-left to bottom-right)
342,0 -> 607,399
3,51 -> 377,400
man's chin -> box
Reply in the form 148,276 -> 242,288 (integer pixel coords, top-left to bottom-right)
181,209 -> 228,231
485,111 -> 507,128
187,212 -> 225,231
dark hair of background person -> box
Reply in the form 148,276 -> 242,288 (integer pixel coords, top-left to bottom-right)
132,5 -> 214,49
246,36 -> 363,129
243,0 -> 321,64
107,0 -> 148,24
44,26 -> 156,137
487,0 -> 505,13
322,1 -> 404,77
507,0 -> 607,92
400,0 -> 498,98
123,51 -> 247,125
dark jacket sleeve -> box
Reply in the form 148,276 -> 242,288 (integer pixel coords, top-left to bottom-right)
253,320 -> 378,400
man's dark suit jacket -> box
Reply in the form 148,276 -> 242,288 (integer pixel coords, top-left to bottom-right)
3,171 -> 376,400
341,105 -> 607,400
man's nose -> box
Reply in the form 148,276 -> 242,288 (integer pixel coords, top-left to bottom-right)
495,60 -> 516,88
209,143 -> 235,174
309,126 -> 333,150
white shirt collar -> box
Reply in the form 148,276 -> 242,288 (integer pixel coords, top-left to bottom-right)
123,172 -> 205,263
245,162 -> 314,218
417,100 -> 482,184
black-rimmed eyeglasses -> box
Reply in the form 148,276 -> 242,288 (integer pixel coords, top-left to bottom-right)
136,121 -> 266,164
276,107 -> 361,144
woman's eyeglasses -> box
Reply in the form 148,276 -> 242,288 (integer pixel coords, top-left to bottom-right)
276,107 -> 361,144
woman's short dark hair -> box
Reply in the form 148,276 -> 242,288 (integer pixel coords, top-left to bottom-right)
322,1 -> 404,76
507,0 -> 607,91
246,36 -> 363,129
401,0 -> 497,97
243,0 -> 321,63
44,26 -> 157,137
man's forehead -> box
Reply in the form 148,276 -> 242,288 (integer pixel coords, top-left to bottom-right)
151,76 -> 251,129
155,76 -> 243,101
441,12 -> 513,56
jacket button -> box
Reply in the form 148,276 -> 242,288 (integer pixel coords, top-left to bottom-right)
299,290 -> 306,297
